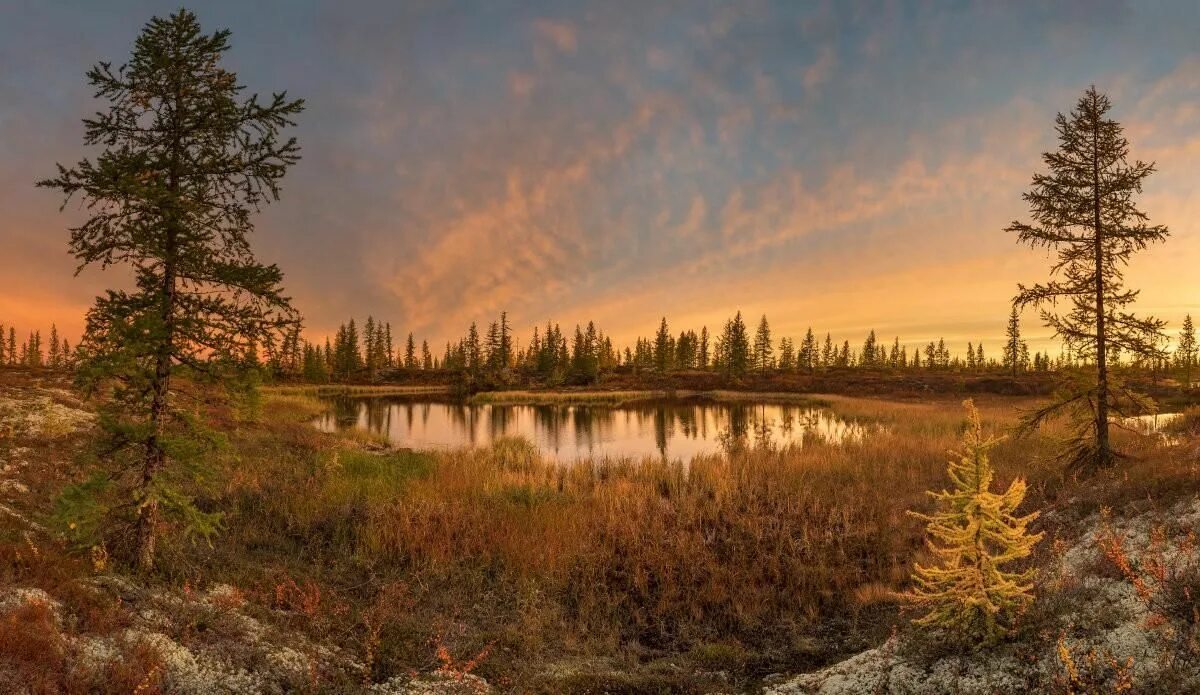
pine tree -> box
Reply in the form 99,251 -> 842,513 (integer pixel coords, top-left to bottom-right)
908,400 -> 1043,644
753,315 -> 773,373
698,326 -> 710,370
1008,87 -> 1169,469
6,328 -> 15,367
422,340 -> 433,370
1177,315 -> 1197,388
39,9 -> 303,570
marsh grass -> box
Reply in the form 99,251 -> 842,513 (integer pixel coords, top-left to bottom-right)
23,382 -> 1186,689
264,384 -> 451,397
467,388 -> 829,408
179,391 -> 1093,685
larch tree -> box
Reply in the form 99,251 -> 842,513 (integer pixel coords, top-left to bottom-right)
908,400 -> 1043,644
39,9 -> 303,571
1007,86 -> 1169,470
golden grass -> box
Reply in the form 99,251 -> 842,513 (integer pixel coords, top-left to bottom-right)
467,388 -> 827,407
207,393 -> 1085,672
263,384 -> 451,397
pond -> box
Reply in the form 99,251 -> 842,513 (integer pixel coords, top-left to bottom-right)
313,396 -> 868,463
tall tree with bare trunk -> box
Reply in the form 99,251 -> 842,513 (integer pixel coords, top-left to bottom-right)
1007,86 -> 1168,470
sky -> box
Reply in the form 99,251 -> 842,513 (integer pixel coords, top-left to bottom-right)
2,0 -> 1199,354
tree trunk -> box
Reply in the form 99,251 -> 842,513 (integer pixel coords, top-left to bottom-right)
136,80 -> 182,572
1092,103 -> 1111,467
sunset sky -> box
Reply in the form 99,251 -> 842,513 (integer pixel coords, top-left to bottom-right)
2,1 -> 1199,354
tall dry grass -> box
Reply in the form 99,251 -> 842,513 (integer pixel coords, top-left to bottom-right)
207,393 -> 1071,679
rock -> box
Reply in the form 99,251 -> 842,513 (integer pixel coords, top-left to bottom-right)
0,587 -> 64,628
369,672 -> 492,694
765,499 -> 1200,694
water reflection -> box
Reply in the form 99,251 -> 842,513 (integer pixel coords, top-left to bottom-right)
315,397 -> 869,463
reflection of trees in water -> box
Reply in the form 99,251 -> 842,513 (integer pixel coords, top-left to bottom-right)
571,407 -> 615,457
363,399 -> 387,434
444,404 -> 479,446
487,405 -> 511,440
677,406 -> 699,439
533,405 -> 570,452
654,407 -> 669,458
319,396 -> 865,461
716,405 -> 753,455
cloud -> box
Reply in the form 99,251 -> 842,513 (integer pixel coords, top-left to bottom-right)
803,44 -> 836,91
532,18 -> 577,54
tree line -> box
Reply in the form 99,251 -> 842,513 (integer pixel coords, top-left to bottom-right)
0,323 -> 76,369
269,307 -> 1199,387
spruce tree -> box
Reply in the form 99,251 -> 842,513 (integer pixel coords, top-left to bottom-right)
1003,307 -> 1022,378
753,315 -> 773,373
6,328 -> 15,366
654,317 -> 672,372
405,332 -> 417,369
908,400 -> 1043,644
39,9 -> 302,570
800,328 -> 818,373
1177,314 -> 1197,388
1007,87 -> 1168,469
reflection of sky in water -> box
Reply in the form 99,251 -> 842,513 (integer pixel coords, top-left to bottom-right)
315,398 -> 868,463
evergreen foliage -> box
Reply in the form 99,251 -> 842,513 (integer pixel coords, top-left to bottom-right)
39,9 -> 303,570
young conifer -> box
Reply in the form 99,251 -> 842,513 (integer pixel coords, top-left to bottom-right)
908,400 -> 1043,644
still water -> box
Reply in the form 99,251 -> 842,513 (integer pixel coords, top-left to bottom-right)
314,396 -> 867,463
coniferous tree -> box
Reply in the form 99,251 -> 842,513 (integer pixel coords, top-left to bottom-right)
1177,314 -> 1197,388
364,316 -> 378,381
778,336 -> 795,371
40,9 -> 303,570
405,333 -> 417,369
654,317 -> 673,372
6,328 -> 15,366
422,340 -> 433,370
908,401 -> 1043,644
723,312 -> 751,378
1003,307 -> 1022,378
48,325 -> 62,369
799,328 -> 817,373
698,326 -> 710,370
1008,87 -> 1169,469
752,315 -> 773,373
821,333 -> 834,369
0,323 -> 5,366
860,330 -> 878,368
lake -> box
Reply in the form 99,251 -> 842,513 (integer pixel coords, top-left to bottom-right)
314,396 -> 867,463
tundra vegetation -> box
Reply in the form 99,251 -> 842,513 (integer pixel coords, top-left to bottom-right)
0,7 -> 1196,695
